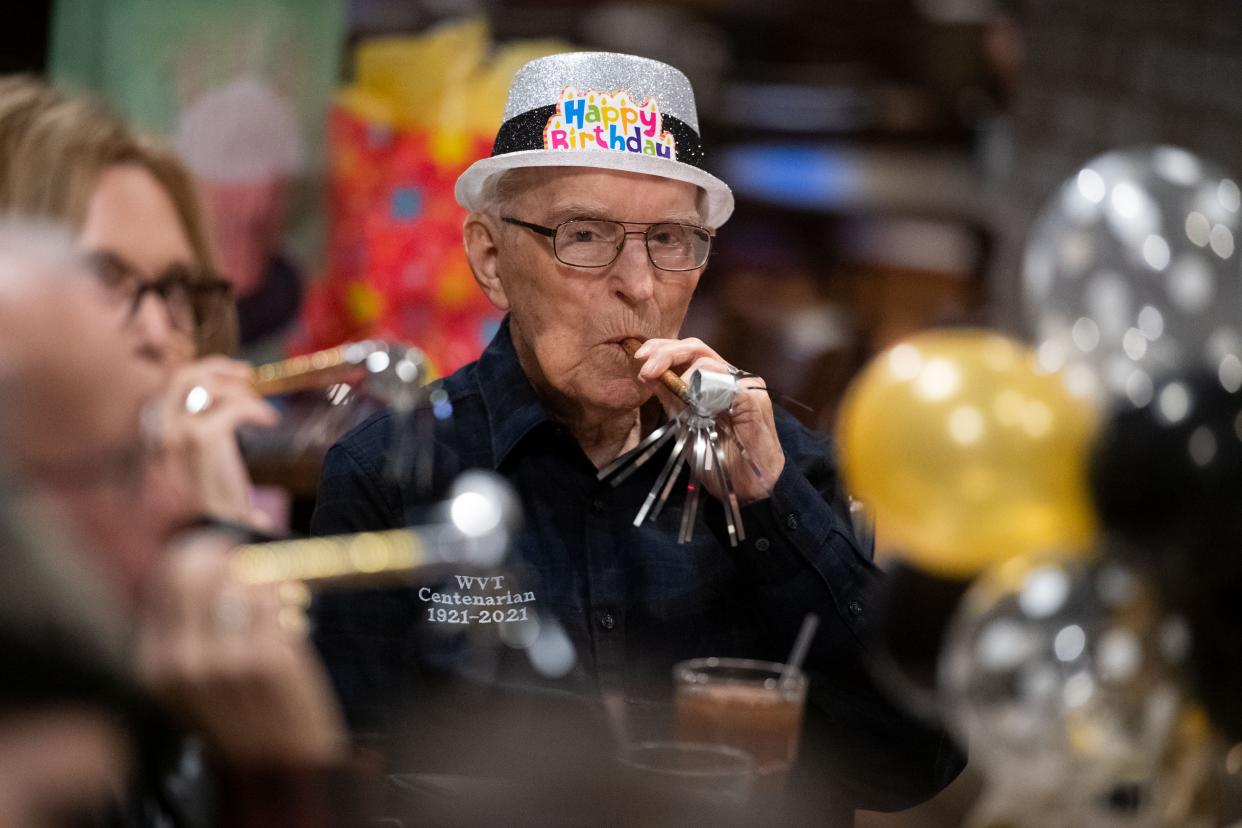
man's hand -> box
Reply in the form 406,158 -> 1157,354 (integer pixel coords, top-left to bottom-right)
631,337 -> 785,504
136,532 -> 346,767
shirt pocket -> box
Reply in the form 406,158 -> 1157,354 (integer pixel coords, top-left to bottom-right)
626,524 -> 732,623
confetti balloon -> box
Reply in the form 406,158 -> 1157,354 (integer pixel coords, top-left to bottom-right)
939,554 -> 1190,825
837,329 -> 1096,578
1024,145 -> 1242,410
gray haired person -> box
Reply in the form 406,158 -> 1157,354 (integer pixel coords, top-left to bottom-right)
313,53 -> 964,821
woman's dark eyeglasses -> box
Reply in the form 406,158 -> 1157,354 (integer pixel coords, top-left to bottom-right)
86,251 -> 232,339
502,217 -> 713,271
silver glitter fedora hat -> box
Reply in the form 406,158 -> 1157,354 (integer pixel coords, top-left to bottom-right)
455,51 -> 735,227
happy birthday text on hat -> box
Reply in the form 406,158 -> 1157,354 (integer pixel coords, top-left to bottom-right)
542,87 -> 677,160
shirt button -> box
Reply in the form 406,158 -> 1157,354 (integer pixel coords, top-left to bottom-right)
848,600 -> 863,616
754,537 -> 770,552
597,611 -> 616,631
592,497 -> 606,512
786,514 -> 799,531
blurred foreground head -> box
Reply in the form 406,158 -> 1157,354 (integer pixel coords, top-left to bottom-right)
0,496 -> 137,824
0,75 -> 236,364
0,289 -> 141,827
0,221 -> 175,602
0,461 -> 138,828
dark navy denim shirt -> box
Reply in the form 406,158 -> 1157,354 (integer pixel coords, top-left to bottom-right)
310,317 -> 963,814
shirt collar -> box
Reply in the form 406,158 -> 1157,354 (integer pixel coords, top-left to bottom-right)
474,315 -> 554,468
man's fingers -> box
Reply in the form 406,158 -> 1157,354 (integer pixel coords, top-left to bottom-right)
135,532 -> 348,764
733,376 -> 775,415
680,355 -> 730,383
630,338 -> 675,360
163,540 -> 232,633
141,535 -> 234,693
634,337 -> 721,379
628,336 -> 785,501
645,376 -> 684,415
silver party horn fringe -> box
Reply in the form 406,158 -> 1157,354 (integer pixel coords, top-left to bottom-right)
597,369 -> 761,546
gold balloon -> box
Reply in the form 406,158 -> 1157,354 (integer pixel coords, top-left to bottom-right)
837,329 -> 1096,577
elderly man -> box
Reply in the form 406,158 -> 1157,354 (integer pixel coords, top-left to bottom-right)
312,53 -> 962,816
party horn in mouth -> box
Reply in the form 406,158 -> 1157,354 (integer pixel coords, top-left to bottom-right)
621,337 -> 691,403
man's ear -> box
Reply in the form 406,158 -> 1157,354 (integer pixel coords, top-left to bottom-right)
463,213 -> 510,312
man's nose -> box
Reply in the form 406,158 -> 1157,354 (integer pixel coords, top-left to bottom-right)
610,233 -> 656,305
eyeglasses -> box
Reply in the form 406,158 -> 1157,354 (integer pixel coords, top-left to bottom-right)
86,251 -> 233,339
502,217 -> 714,271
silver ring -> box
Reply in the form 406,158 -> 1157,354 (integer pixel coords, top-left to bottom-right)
184,385 -> 213,415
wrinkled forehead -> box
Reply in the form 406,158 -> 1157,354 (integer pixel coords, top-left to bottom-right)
504,166 -> 706,222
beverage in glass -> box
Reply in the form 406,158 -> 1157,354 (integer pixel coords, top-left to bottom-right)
674,657 -> 807,794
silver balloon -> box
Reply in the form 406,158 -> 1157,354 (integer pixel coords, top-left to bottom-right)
1024,146 -> 1242,409
939,554 -> 1189,826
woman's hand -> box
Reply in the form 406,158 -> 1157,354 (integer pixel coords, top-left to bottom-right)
135,532 -> 346,767
154,357 -> 278,526
631,338 -> 785,504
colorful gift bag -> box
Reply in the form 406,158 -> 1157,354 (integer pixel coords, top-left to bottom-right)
300,21 -> 570,374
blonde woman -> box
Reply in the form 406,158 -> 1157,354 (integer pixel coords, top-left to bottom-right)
0,75 -> 276,527
0,80 -> 349,822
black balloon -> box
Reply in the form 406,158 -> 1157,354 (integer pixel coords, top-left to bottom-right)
1091,369 -> 1242,740
1090,370 -> 1242,576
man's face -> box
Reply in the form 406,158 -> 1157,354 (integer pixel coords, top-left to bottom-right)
6,281 -> 169,603
493,168 -> 704,413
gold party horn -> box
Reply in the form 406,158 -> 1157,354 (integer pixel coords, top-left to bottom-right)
231,529 -> 430,587
621,337 -> 690,402
251,341 -> 385,397
231,471 -> 518,588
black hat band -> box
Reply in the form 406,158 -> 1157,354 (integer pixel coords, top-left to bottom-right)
490,103 -> 706,170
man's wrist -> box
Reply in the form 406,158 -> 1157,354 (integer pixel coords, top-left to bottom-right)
739,452 -> 786,505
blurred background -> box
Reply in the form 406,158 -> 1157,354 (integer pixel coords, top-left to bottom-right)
6,0 -> 1239,422
7,0 -> 1010,426
5,0 -> 1228,462
7,1 -> 1242,825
